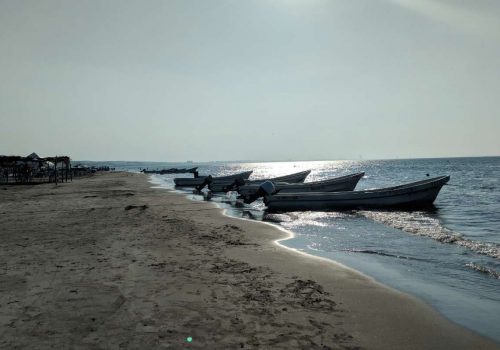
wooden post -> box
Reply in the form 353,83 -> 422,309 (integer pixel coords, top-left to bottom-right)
54,157 -> 58,185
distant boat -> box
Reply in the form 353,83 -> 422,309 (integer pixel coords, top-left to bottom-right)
264,176 -> 450,212
208,170 -> 312,192
174,170 -> 253,187
238,172 -> 364,199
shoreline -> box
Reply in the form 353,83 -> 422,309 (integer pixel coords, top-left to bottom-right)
1,172 -> 498,349
149,174 -> 500,348
151,175 -> 500,347
154,183 -> 378,283
221,207 -> 373,281
166,178 -> 500,342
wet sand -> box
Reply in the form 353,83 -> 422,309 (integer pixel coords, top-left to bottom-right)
0,172 -> 498,349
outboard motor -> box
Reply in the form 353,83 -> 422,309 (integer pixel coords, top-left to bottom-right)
243,180 -> 276,204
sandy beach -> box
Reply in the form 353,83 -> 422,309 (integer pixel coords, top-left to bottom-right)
0,172 -> 498,349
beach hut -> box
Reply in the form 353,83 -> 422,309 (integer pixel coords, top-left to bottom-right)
0,154 -> 73,184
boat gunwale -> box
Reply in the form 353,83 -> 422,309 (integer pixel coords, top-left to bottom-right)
211,169 -> 313,186
240,172 -> 365,191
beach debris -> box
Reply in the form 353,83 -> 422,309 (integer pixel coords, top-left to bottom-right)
124,205 -> 148,211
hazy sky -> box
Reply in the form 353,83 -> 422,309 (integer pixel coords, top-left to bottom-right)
1,0 -> 499,161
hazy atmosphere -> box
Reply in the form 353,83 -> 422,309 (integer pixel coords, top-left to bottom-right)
1,0 -> 499,161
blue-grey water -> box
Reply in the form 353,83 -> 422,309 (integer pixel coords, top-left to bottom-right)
85,157 -> 500,342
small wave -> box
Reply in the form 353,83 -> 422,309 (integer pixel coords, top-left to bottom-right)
359,211 -> 500,260
455,240 -> 500,259
342,249 -> 425,261
279,211 -> 350,228
307,243 -> 322,251
465,263 -> 500,279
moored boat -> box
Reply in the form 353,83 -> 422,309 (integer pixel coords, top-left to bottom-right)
208,170 -> 311,192
238,172 -> 364,199
174,170 -> 253,187
185,167 -> 198,173
256,170 -> 311,184
264,176 -> 450,212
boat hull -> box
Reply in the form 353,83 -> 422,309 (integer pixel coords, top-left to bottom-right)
173,177 -> 206,186
264,176 -> 450,212
174,170 -> 253,187
238,172 -> 364,197
208,170 -> 311,192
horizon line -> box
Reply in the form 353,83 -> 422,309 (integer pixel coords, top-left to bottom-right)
75,154 -> 500,163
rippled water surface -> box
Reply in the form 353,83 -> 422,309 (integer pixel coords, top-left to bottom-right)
98,157 -> 500,342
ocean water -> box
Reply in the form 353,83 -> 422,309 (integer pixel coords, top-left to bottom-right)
90,157 -> 500,342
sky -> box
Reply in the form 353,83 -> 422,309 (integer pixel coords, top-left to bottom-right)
1,0 -> 499,162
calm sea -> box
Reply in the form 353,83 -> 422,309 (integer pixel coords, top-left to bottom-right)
86,157 -> 500,342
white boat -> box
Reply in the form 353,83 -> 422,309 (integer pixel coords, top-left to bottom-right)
264,176 -> 450,212
238,172 -> 364,199
208,170 -> 311,192
174,170 -> 253,187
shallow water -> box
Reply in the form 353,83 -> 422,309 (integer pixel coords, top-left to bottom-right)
94,157 -> 500,342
